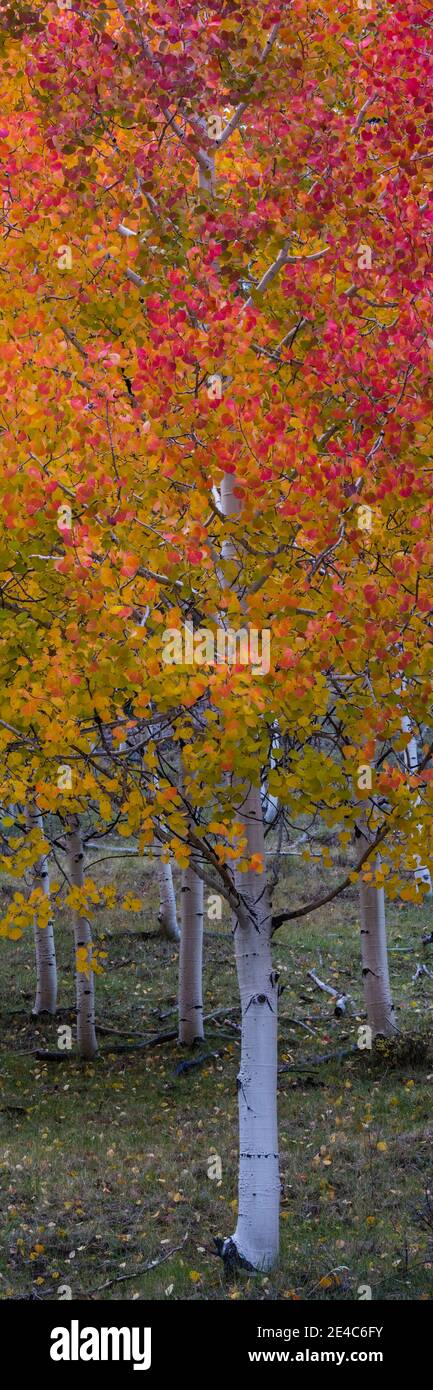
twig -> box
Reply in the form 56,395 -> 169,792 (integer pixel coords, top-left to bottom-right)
280,1015 -> 320,1037
351,94 -> 377,135
87,1235 -> 189,1296
307,969 -> 349,1015
308,969 -> 339,998
95,1023 -> 154,1038
203,1005 -> 239,1022
33,1027 -> 179,1061
412,963 -> 433,983
174,1049 -> 226,1076
279,1045 -> 359,1072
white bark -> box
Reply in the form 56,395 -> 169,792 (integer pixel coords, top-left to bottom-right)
401,715 -> 432,892
67,816 -> 98,1059
178,862 -> 204,1043
261,785 -> 278,825
218,465 -> 280,1267
198,151 -> 216,196
358,835 -> 397,1038
156,854 -> 180,941
261,724 -> 279,825
202,141 -> 279,1268
230,784 -> 279,1269
308,969 -> 348,1016
25,804 -> 57,1015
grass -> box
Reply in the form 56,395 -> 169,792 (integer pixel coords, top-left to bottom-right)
1,845 -> 433,1301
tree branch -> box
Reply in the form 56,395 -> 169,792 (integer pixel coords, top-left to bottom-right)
218,22 -> 281,147
244,244 -> 328,308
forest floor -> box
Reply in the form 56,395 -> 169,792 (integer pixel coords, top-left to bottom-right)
1,845 -> 433,1302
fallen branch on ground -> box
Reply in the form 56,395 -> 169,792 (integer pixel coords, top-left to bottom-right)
87,1235 -> 189,1296
174,1048 -> 227,1076
412,963 -> 433,983
308,969 -> 350,1017
33,1027 -> 178,1060
279,1044 -> 359,1072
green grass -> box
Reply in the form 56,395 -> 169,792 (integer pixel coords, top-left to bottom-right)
1,847 -> 433,1301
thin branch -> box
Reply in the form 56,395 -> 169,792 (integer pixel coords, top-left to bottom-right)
351,94 -> 377,135
88,1235 -> 189,1296
244,244 -> 328,308
218,22 -> 281,147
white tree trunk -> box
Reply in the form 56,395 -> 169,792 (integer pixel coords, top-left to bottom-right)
228,783 -> 280,1270
67,817 -> 98,1059
205,144 -> 279,1269
261,723 -> 280,825
401,715 -> 432,892
25,804 -> 57,1015
156,854 -> 180,941
358,836 -> 397,1039
178,863 -> 204,1044
217,453 -> 279,1267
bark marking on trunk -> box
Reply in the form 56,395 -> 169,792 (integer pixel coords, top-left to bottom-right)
25,803 -> 57,1016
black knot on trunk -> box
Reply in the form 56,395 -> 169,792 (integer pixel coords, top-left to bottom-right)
213,1236 -> 254,1274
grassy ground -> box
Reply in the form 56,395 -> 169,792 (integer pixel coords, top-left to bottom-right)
1,845 -> 433,1302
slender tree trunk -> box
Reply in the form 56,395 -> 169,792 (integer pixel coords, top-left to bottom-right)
207,142 -> 279,1269
25,804 -> 57,1015
156,854 -> 180,941
217,441 -> 279,1268
178,862 -> 204,1044
401,715 -> 432,892
358,835 -> 397,1039
67,816 -> 98,1059
261,722 -> 279,825
227,784 -> 279,1270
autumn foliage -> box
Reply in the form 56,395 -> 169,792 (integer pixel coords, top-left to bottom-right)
0,0 -> 432,922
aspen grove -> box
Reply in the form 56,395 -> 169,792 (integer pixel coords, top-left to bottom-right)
1,0 -> 433,1292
